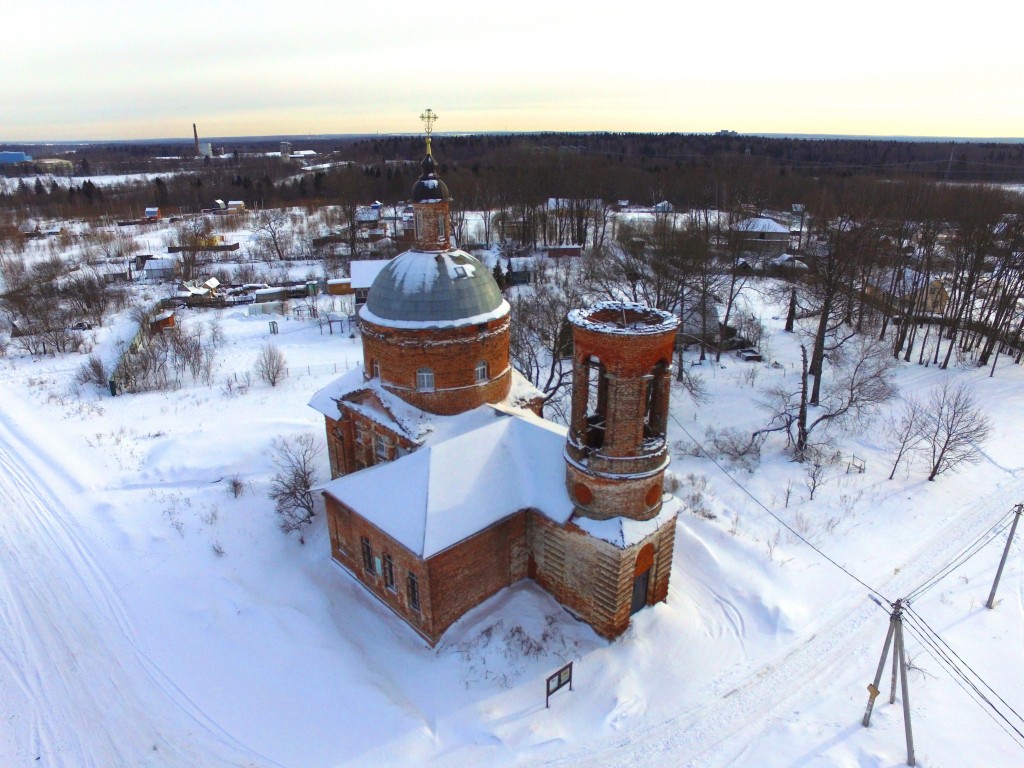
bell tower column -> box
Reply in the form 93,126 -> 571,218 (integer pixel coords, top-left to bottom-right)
564,301 -> 680,521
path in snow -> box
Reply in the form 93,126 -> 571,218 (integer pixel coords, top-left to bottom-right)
543,477 -> 1024,768
0,411 -> 274,768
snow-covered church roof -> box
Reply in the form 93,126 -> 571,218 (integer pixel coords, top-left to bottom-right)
319,407 -> 574,558
361,248 -> 508,328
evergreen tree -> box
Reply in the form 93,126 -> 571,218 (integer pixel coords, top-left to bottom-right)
492,262 -> 506,290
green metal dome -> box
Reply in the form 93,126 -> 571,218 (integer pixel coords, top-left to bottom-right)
361,249 -> 507,327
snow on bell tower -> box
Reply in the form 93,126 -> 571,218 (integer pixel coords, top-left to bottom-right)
565,301 -> 679,521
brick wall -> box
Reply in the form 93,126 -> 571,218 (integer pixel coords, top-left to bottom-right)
362,316 -> 511,416
326,493 -> 678,644
322,406 -> 417,479
527,511 -> 676,639
413,200 -> 451,251
427,512 -> 528,638
325,495 -> 435,641
565,461 -> 667,521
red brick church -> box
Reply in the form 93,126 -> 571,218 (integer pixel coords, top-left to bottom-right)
310,117 -> 681,645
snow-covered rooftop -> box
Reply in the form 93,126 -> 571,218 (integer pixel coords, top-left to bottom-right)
350,259 -> 391,289
735,217 -> 790,234
362,248 -> 506,327
319,407 -> 573,558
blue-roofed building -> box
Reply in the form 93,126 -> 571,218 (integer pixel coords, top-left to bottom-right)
0,151 -> 32,164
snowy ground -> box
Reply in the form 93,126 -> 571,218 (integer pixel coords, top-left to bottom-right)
1,269 -> 1023,766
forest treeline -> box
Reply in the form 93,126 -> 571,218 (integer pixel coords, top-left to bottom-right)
2,132 -> 1023,222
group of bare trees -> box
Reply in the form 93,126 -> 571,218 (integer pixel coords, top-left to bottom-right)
887,382 -> 993,481
0,245 -> 131,355
113,308 -> 222,392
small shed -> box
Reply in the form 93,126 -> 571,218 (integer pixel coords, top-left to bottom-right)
327,278 -> 354,296
506,256 -> 537,286
144,207 -> 161,221
546,244 -> 583,258
350,259 -> 392,305
139,257 -> 176,281
149,310 -> 176,334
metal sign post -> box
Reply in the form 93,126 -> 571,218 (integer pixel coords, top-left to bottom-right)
546,662 -> 573,708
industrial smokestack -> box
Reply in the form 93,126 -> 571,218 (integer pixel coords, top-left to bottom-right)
193,123 -> 200,157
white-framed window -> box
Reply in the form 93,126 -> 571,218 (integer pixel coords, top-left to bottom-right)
354,423 -> 366,444
372,360 -> 381,379
436,214 -> 446,243
383,554 -> 395,591
416,367 -> 435,391
475,360 -> 488,383
373,433 -> 390,461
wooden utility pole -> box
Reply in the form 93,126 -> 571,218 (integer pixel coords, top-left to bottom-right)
987,503 -> 1023,609
863,598 -> 916,766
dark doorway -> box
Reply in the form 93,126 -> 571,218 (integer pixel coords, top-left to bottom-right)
630,569 -> 650,615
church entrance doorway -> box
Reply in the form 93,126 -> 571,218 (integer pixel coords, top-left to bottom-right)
630,568 -> 650,615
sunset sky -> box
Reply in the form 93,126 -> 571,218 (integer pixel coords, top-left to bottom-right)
3,0 -> 1021,142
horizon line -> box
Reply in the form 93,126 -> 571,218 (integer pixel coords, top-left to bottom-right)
3,130 -> 1024,147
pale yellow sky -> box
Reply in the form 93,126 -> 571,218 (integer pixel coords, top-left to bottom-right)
3,0 -> 1021,142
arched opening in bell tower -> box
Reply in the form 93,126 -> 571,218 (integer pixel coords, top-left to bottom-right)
643,359 -> 670,442
582,355 -> 608,449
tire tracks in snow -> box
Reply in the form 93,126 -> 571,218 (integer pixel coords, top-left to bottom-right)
544,479 -> 1024,767
0,410 -> 279,768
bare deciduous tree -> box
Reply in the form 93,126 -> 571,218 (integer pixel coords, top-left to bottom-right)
253,209 -> 294,261
887,394 -> 926,479
508,282 -> 576,421
804,445 -> 837,501
254,343 -> 287,387
269,433 -> 322,534
757,337 -> 896,455
923,381 -> 992,481
74,354 -> 108,389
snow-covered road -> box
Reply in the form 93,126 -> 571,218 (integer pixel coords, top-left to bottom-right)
546,474 -> 1024,768
0,411 -> 272,767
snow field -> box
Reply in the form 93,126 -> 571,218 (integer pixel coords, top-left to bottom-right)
0,257 -> 1022,766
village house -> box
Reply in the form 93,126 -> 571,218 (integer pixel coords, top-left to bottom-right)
733,217 -> 791,257
310,124 -> 682,645
349,259 -> 391,306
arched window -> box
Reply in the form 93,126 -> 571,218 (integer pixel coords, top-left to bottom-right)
416,367 -> 435,391
643,360 -> 669,439
583,355 -> 607,449
475,360 -> 488,383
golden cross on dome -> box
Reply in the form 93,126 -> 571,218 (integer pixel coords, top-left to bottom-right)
420,108 -> 438,154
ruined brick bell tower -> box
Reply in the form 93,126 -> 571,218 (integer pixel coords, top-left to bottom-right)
565,301 -> 679,521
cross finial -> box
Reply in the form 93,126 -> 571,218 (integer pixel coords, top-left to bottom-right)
420,108 -> 438,155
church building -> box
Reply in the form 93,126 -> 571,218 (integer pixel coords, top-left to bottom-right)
309,113 -> 682,645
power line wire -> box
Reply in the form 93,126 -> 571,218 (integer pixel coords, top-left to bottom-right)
905,606 -> 1024,731
901,618 -> 1024,750
905,508 -> 1017,602
668,411 -> 890,603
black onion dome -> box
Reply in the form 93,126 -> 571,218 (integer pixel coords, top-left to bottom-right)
410,153 -> 451,203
